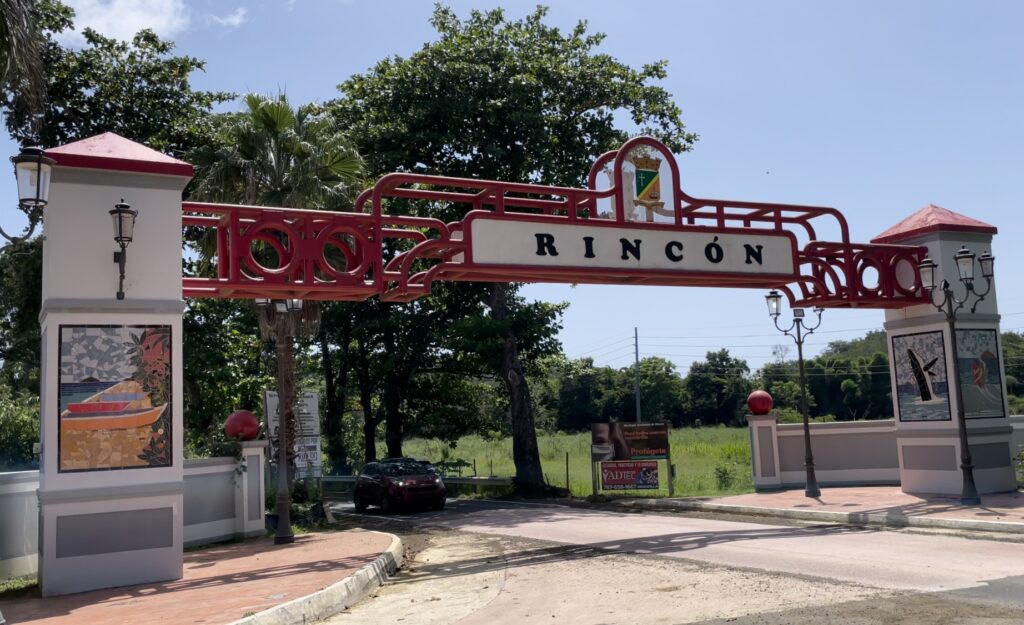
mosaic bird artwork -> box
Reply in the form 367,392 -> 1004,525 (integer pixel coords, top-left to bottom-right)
908,348 -> 939,402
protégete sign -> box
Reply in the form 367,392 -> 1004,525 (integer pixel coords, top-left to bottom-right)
591,422 -> 669,461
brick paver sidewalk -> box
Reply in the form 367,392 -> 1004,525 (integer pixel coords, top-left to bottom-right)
712,486 -> 1024,525
2,530 -> 392,625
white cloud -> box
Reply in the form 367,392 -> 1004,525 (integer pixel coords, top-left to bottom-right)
59,0 -> 190,44
210,7 -> 248,29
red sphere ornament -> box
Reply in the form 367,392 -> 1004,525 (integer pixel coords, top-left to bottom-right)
224,410 -> 260,441
747,390 -> 773,415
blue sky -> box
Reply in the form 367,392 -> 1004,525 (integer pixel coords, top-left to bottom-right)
3,0 -> 1023,374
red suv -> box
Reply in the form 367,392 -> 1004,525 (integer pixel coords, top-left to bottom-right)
353,458 -> 447,514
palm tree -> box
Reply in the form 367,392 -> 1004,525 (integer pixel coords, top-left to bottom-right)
192,92 -> 363,209
0,0 -> 46,115
190,92 -> 364,543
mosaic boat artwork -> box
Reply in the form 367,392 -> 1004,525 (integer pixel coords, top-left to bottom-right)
60,380 -> 167,432
59,325 -> 172,471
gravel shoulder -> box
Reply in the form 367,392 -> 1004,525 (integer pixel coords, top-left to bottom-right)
323,505 -> 1024,625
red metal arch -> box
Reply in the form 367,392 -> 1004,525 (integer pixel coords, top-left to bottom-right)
182,137 -> 927,309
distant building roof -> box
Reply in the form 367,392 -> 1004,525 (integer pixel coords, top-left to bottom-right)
47,132 -> 193,177
872,204 -> 996,243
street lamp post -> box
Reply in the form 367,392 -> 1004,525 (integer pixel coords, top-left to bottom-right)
918,245 -> 995,506
256,297 -> 319,545
766,290 -> 824,498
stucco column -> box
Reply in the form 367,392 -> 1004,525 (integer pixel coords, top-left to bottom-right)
747,412 -> 782,490
36,133 -> 192,595
874,205 -> 1016,496
236,440 -> 268,538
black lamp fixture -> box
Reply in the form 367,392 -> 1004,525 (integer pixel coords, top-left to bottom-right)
765,289 -> 825,498
12,146 -> 54,208
109,199 -> 138,300
917,245 -> 996,506
3,146 -> 55,245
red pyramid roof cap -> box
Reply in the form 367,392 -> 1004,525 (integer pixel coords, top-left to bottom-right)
872,204 -> 996,243
47,132 -> 193,177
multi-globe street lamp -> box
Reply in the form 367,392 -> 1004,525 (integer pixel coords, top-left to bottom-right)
765,291 -> 824,498
917,245 -> 995,506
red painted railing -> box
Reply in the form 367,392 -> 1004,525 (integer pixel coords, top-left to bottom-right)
182,137 -> 927,309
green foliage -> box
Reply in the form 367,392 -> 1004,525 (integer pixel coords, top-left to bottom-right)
190,92 -> 363,209
533,355 -> 687,430
1001,332 -> 1024,395
1007,394 -> 1024,415
822,330 -> 888,359
714,463 -> 737,490
2,1 -> 231,153
0,382 -> 39,470
333,5 -> 695,183
183,299 -> 271,457
0,0 -> 48,118
0,238 -> 42,394
761,330 -> 893,421
684,350 -> 752,426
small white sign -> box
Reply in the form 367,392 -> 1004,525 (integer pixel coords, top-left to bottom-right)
468,216 -> 796,276
265,390 -> 321,478
265,390 -> 320,436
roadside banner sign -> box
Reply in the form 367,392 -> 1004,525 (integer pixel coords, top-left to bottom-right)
599,460 -> 660,490
591,422 -> 669,460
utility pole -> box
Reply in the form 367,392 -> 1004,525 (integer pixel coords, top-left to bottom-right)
634,327 -> 642,423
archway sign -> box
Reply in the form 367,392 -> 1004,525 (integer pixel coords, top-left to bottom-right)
33,132 -> 1016,597
181,136 -> 928,308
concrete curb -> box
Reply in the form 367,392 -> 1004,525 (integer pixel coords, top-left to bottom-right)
225,531 -> 403,625
620,498 -> 1024,534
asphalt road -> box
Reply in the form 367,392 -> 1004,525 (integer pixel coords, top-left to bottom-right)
328,498 -> 1024,624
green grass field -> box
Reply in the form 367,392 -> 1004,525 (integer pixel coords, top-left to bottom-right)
398,426 -> 753,497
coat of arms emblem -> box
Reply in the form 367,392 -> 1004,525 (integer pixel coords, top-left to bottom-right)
631,154 -> 665,219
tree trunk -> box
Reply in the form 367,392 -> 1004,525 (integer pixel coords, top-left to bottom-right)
273,321 -> 296,543
489,285 -> 545,493
319,323 -> 350,469
356,339 -> 377,463
275,325 -> 298,488
383,385 -> 403,459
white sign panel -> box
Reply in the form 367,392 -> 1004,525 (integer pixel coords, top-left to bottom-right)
468,216 -> 796,275
265,390 -> 321,478
293,435 -> 322,479
265,390 -> 320,436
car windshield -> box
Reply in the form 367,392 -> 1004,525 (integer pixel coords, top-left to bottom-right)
381,462 -> 435,476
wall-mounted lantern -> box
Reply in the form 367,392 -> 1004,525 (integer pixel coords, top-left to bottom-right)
109,199 -> 137,300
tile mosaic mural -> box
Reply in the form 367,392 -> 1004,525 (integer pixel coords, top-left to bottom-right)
956,329 -> 1005,419
58,325 -> 172,472
892,330 -> 951,422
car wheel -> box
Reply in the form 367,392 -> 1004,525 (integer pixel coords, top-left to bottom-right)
432,498 -> 446,511
353,493 -> 368,513
381,494 -> 396,515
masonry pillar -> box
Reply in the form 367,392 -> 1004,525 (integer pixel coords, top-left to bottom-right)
874,204 -> 1016,496
37,133 -> 191,595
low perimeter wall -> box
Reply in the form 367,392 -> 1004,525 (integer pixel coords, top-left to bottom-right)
748,415 -> 900,490
750,414 -> 1024,491
0,442 -> 266,580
